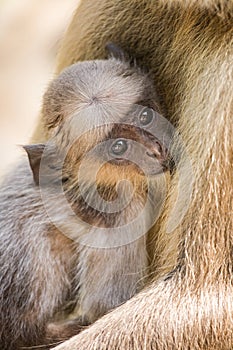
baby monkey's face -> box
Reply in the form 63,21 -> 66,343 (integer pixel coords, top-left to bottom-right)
24,103 -> 173,190
64,104 -> 173,189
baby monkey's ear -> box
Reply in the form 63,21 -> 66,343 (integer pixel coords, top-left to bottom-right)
105,42 -> 129,61
23,144 -> 45,186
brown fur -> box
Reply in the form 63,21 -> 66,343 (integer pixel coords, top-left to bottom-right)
29,0 -> 233,349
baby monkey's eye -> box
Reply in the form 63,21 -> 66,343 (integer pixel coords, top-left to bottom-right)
139,107 -> 154,125
110,139 -> 128,156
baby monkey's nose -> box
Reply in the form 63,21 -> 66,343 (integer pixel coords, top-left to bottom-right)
145,140 -> 171,173
146,141 -> 167,161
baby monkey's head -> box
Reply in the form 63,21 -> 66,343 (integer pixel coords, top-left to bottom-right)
26,44 -> 174,194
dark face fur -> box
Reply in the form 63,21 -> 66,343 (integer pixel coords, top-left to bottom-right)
103,103 -> 173,176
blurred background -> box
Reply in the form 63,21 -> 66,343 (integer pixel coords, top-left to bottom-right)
0,0 -> 78,177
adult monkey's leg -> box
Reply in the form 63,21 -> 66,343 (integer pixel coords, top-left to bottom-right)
35,0 -> 233,349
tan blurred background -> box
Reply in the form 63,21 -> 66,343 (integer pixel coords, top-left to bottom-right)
0,0 -> 79,177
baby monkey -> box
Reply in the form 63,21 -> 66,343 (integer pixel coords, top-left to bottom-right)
0,44 -> 174,349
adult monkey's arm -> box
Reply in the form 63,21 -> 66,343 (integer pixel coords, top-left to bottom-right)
39,0 -> 233,349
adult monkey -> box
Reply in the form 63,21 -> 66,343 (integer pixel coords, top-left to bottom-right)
33,0 -> 233,349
